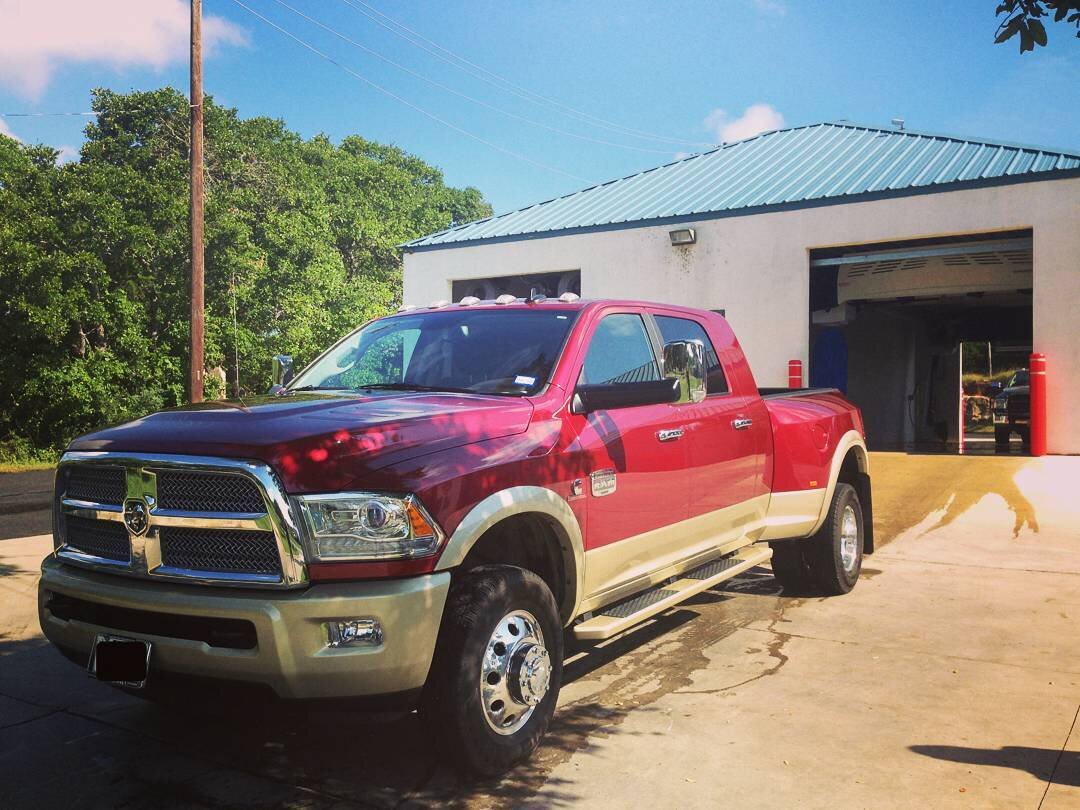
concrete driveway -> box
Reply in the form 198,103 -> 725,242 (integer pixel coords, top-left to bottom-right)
1,453 -> 1078,808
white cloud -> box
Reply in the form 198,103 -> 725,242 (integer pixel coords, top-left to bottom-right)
749,0 -> 786,15
704,103 -> 785,144
0,0 -> 247,99
56,145 -> 80,164
0,118 -> 20,142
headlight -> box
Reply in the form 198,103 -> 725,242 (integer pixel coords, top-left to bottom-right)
993,396 -> 1008,409
294,492 -> 443,562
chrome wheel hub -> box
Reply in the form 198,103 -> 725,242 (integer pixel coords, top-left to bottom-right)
840,504 -> 859,573
480,610 -> 548,735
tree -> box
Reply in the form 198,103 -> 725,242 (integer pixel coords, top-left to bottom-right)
0,87 -> 492,458
995,1 -> 1080,52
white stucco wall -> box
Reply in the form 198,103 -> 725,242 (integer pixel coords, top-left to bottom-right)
403,177 -> 1080,453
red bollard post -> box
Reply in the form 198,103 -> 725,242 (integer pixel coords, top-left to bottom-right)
788,359 -> 803,390
1029,352 -> 1046,457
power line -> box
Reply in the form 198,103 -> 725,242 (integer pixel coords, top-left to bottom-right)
339,0 -> 714,149
1,111 -> 109,117
270,0 -> 673,156
0,107 -> 195,117
228,0 -> 593,184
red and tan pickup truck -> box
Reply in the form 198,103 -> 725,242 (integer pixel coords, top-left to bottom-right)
39,296 -> 873,774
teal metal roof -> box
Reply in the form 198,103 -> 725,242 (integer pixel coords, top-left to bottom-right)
404,122 -> 1080,250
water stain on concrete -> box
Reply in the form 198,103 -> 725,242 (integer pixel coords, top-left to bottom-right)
409,576 -> 792,806
870,454 -> 1039,545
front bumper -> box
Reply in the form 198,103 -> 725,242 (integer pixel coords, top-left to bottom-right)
38,557 -> 450,700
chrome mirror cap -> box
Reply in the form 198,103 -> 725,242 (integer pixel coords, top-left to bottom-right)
271,354 -> 294,391
663,340 -> 707,404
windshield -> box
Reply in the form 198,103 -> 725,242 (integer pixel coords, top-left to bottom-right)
290,308 -> 579,396
1008,370 -> 1029,388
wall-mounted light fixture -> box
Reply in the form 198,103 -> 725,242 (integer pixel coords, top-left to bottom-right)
669,228 -> 697,246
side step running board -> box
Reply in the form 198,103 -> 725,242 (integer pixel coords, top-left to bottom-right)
572,544 -> 773,641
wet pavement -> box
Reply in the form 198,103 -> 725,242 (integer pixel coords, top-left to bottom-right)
1,453 -> 1078,808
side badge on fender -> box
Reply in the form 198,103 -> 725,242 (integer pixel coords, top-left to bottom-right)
590,469 -> 617,497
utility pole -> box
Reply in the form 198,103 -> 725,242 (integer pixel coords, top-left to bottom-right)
189,0 -> 205,403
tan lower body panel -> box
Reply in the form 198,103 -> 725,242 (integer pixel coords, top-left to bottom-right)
573,544 -> 773,641
580,493 -> 770,614
759,488 -> 828,541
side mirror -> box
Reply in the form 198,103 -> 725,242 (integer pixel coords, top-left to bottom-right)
269,354 -> 294,395
573,378 -> 680,414
663,340 -> 707,404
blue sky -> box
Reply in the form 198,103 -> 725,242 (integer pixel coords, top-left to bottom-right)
2,0 -> 1078,214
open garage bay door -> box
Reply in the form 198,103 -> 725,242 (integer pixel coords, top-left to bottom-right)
809,233 -> 1033,455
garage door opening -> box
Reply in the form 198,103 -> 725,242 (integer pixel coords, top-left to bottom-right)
809,232 -> 1033,455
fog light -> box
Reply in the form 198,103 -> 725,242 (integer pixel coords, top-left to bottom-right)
326,618 -> 383,647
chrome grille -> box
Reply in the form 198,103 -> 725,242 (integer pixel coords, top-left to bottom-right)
156,470 -> 265,513
160,527 -> 281,575
54,452 -> 308,588
65,516 -> 130,562
65,466 -> 125,505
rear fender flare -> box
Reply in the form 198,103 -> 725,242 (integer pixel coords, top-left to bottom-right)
435,486 -> 585,624
808,430 -> 870,537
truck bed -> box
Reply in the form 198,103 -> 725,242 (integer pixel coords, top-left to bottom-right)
762,387 -> 865,493
758,387 -> 840,398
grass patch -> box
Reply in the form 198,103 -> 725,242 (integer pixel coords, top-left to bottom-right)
0,460 -> 56,474
0,438 -> 59,473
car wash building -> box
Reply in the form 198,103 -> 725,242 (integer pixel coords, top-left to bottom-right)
402,122 -> 1080,455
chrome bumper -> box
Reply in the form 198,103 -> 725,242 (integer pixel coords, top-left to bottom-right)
39,558 -> 450,699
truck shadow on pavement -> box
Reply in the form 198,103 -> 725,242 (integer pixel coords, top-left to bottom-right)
910,743 -> 1080,788
1,570 -> 793,808
0,618 -> 685,807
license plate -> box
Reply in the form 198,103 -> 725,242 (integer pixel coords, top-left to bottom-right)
89,635 -> 151,688
993,414 -> 1006,424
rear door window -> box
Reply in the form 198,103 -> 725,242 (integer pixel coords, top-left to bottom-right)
580,314 -> 661,385
654,315 -> 729,395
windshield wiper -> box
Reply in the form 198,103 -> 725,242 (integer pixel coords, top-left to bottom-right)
359,383 -> 476,394
287,385 -> 352,393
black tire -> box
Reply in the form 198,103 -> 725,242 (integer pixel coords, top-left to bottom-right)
420,565 -> 563,776
805,482 -> 864,595
768,540 -> 813,590
1019,427 -> 1031,449
995,425 -> 1011,448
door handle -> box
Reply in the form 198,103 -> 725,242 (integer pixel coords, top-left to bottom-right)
732,418 -> 753,431
657,428 -> 684,442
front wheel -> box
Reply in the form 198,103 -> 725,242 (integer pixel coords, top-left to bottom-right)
420,565 -> 563,776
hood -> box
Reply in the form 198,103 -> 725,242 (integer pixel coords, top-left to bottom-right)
996,385 -> 1030,400
68,392 -> 534,492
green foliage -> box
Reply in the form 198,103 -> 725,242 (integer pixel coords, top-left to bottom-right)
0,436 -> 58,469
995,1 -> 1080,51
340,331 -> 410,389
0,87 -> 491,452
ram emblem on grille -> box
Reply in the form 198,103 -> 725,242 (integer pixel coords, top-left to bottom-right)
123,499 -> 149,536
